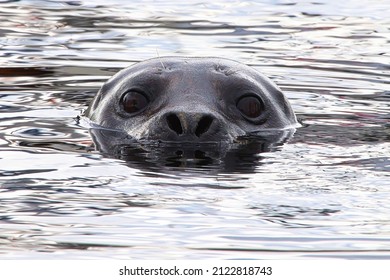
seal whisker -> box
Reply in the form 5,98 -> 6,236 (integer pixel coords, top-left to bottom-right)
155,48 -> 166,69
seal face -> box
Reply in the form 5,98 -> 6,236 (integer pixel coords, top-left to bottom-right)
85,57 -> 298,143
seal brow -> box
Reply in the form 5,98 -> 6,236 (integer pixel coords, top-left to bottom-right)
214,63 -> 236,76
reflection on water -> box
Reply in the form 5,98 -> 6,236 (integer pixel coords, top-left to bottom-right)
88,126 -> 295,174
0,0 -> 389,259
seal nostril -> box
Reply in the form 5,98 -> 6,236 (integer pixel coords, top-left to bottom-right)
166,113 -> 183,135
195,116 -> 214,137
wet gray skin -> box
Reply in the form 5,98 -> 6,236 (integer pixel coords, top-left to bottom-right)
85,57 -> 298,143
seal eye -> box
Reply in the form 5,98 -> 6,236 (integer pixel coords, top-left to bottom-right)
236,95 -> 263,119
121,91 -> 149,114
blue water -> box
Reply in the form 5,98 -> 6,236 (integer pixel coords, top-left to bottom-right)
0,0 -> 389,259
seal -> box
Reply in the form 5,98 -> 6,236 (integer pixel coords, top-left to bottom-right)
85,57 -> 298,143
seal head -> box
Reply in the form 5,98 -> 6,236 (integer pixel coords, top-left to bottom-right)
85,57 -> 297,143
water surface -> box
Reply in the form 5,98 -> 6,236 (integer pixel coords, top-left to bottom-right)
0,0 -> 389,259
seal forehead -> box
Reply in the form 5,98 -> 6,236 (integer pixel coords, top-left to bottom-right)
133,57 -> 242,75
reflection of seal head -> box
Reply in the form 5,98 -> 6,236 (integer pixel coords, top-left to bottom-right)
89,128 -> 295,174
85,57 -> 298,143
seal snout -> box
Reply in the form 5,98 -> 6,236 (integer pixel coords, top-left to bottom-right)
164,111 -> 219,141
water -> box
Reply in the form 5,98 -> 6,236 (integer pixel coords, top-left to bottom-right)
0,0 -> 389,259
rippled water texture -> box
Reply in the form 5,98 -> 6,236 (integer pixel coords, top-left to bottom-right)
0,0 -> 389,259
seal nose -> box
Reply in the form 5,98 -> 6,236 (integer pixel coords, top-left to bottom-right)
195,115 -> 214,137
166,113 -> 184,135
166,112 -> 215,138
